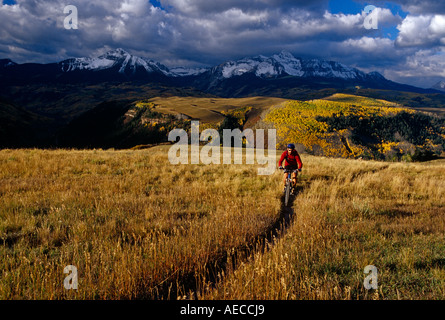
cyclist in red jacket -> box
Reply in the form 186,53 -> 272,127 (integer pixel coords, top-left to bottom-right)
278,144 -> 302,192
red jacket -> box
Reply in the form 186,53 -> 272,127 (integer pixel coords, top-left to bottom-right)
279,150 -> 303,169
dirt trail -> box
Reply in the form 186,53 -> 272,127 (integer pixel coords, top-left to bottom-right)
150,188 -> 299,300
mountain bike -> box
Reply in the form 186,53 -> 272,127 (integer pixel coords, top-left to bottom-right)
280,167 -> 300,206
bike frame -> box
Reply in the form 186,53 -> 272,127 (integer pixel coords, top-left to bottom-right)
281,168 -> 299,206
283,168 -> 298,181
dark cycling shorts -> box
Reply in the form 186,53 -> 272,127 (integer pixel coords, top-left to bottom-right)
284,165 -> 299,172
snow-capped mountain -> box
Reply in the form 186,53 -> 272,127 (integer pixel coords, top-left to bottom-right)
212,50 -> 376,81
57,49 -> 380,81
59,48 -> 172,76
214,55 -> 283,78
59,48 -> 208,77
432,80 -> 445,92
1,48 -> 440,95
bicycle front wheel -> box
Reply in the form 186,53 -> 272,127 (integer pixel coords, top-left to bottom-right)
284,180 -> 291,206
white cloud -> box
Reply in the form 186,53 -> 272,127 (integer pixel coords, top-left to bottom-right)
405,49 -> 445,77
429,15 -> 445,38
380,48 -> 445,87
329,36 -> 407,72
396,14 -> 445,47
341,36 -> 394,52
119,0 -> 150,16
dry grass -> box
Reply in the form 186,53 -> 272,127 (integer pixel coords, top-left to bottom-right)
0,147 -> 281,299
1,147 -> 444,300
145,96 -> 287,123
203,156 -> 445,300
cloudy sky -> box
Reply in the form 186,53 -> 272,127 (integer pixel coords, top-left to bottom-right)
0,0 -> 444,88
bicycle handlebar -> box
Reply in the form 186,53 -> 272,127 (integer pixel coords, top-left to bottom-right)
279,167 -> 301,173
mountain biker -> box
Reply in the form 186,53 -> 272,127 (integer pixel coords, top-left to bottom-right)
278,144 -> 302,193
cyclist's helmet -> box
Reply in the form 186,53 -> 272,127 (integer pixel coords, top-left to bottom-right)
287,143 -> 295,149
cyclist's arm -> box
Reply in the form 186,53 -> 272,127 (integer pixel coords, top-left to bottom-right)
278,152 -> 286,167
295,151 -> 303,170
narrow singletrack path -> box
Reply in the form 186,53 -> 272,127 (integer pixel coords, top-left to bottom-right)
150,186 -> 301,300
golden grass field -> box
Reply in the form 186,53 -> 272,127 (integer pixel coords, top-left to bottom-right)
0,146 -> 281,299
145,96 -> 287,124
204,155 -> 445,300
0,146 -> 444,300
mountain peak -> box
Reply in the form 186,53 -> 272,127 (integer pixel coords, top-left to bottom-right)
60,48 -> 156,74
432,80 -> 445,91
276,50 -> 296,60
99,48 -> 131,60
0,58 -> 17,68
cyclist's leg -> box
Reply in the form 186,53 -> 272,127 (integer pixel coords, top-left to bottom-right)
291,171 -> 297,187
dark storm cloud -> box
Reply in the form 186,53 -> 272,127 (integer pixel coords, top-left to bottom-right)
160,0 -> 330,15
0,0 -> 375,64
0,0 -> 444,87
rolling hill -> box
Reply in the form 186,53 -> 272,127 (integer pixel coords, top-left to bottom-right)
49,92 -> 444,164
258,94 -> 445,161
1,49 -> 444,150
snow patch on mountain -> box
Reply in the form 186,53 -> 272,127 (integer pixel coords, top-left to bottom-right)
222,61 -> 253,78
255,61 -> 279,77
219,55 -> 281,79
169,67 -> 209,77
60,56 -> 117,72
118,53 -> 132,73
272,51 -> 303,77
299,58 -> 364,80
